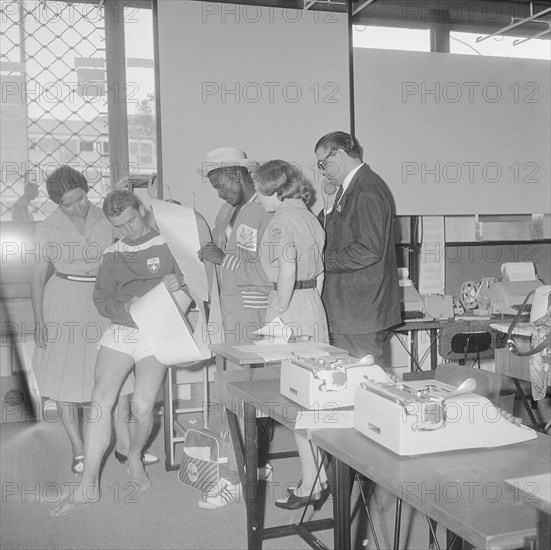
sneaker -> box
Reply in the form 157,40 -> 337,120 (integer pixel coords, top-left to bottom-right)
257,462 -> 273,482
142,452 -> 159,465
198,477 -> 241,509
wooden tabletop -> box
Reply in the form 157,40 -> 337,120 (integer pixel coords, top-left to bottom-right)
505,473 -> 551,516
226,375 -> 306,431
392,319 -> 444,331
312,428 -> 551,550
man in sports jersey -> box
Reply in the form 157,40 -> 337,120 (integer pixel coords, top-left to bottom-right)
52,190 -> 186,516
197,148 -> 273,509
198,147 -> 273,345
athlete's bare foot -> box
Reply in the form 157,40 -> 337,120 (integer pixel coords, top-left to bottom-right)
50,481 -> 100,517
126,455 -> 150,491
126,468 -> 151,492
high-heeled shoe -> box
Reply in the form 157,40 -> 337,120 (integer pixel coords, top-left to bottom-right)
71,455 -> 84,475
275,482 -> 330,511
114,450 -> 159,465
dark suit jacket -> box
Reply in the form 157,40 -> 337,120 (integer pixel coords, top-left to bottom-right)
321,164 -> 401,334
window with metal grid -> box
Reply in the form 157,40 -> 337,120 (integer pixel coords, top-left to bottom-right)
1,1 -> 112,221
1,0 -> 157,222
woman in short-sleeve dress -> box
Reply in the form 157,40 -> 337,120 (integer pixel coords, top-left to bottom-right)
32,167 -> 138,474
256,160 -> 330,510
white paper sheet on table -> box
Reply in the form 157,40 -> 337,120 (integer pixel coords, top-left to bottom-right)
130,283 -> 208,364
234,342 -> 331,363
253,317 -> 290,344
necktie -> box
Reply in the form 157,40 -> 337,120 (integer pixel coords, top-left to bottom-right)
333,185 -> 344,209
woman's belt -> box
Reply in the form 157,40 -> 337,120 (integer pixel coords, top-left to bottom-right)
273,278 -> 316,291
56,272 -> 96,283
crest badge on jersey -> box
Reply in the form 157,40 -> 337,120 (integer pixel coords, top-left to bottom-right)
271,225 -> 282,242
147,257 -> 160,273
235,224 -> 258,252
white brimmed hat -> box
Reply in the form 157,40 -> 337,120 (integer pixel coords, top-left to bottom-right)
197,147 -> 257,177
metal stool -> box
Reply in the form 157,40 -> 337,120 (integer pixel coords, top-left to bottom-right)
163,358 -> 213,471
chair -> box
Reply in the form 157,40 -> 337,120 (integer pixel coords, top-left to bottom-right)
438,320 -> 498,368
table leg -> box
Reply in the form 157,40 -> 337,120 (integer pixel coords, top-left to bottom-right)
215,354 -> 227,400
393,498 -> 402,550
536,509 -> 551,550
202,361 -> 209,428
334,457 -> 351,550
446,530 -> 464,550
227,405 -> 262,549
427,517 -> 438,549
243,401 -> 262,550
163,366 -> 174,471
430,328 -> 438,370
513,378 -> 544,431
411,331 -> 420,372
226,409 -> 246,481
392,329 -> 420,372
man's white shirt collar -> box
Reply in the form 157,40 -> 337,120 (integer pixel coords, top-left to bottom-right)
326,163 -> 364,214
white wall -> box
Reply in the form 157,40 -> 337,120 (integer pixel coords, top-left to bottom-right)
354,49 -> 551,215
156,0 -> 350,226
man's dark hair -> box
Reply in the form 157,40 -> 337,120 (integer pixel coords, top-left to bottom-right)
103,189 -> 142,218
315,131 -> 362,159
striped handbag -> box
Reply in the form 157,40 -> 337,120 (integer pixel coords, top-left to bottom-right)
178,428 -> 225,493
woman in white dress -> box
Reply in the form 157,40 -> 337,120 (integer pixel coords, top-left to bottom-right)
32,166 -> 156,473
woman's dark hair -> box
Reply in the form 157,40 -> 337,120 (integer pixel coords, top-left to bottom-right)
256,160 -> 311,204
46,166 -> 89,204
103,189 -> 143,218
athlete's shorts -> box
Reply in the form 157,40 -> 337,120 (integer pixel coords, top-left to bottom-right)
98,324 -> 155,363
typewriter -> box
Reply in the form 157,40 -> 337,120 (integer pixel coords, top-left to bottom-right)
280,354 -> 390,410
354,377 -> 537,456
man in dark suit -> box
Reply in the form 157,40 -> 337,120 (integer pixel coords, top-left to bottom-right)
315,131 -> 401,365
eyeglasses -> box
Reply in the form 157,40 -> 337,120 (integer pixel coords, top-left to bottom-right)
316,149 -> 337,171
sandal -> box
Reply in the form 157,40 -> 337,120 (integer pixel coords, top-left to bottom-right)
114,450 -> 159,465
71,455 -> 84,475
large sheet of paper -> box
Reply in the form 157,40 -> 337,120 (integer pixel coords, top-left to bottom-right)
151,198 -> 209,301
130,283 -> 208,364
419,216 -> 445,295
151,198 -> 223,347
